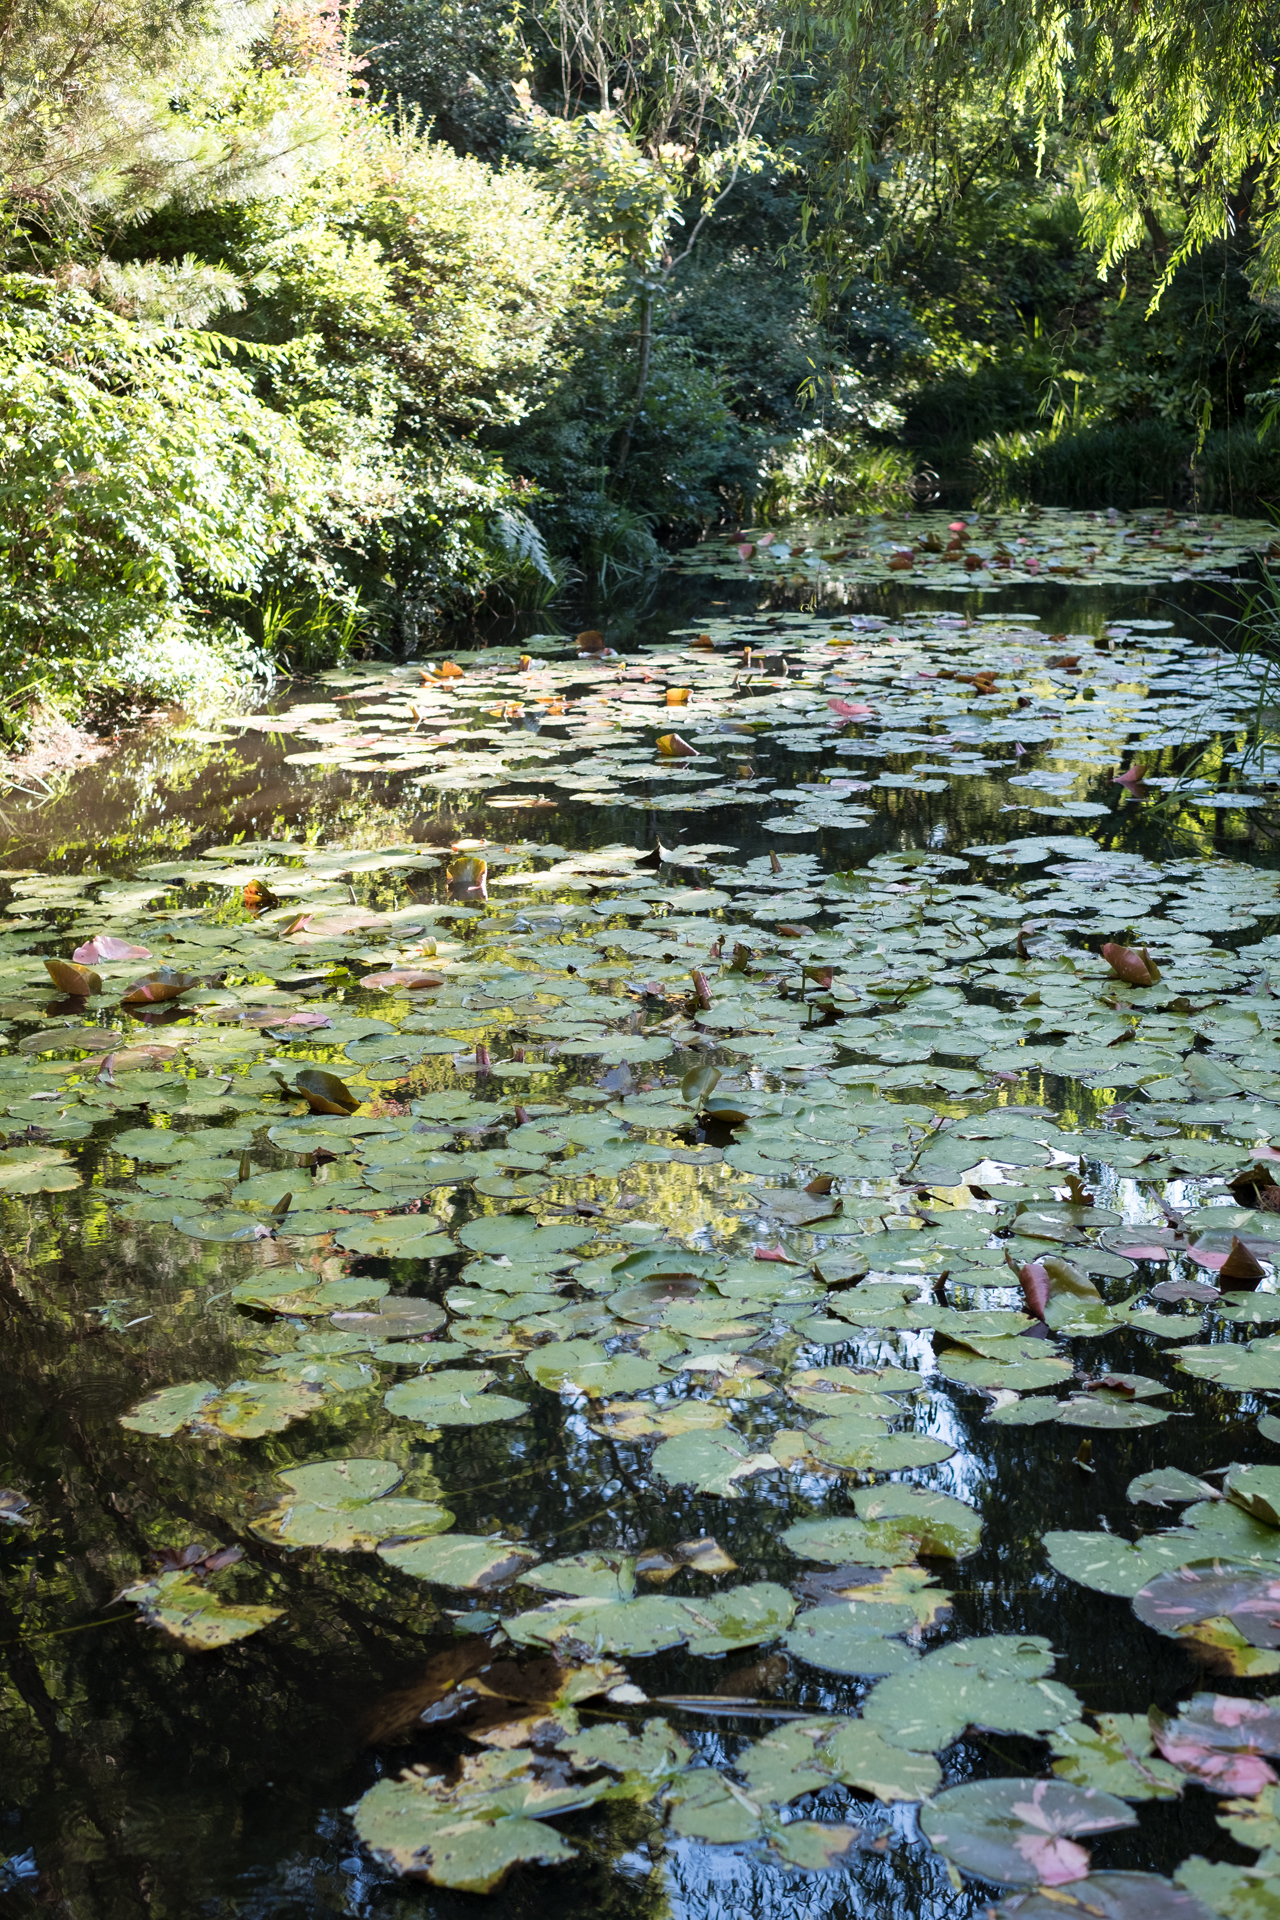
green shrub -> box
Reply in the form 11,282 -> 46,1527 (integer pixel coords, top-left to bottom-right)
753,431 -> 916,520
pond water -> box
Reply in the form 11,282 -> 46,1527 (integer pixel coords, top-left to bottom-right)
5,508 -> 1280,1920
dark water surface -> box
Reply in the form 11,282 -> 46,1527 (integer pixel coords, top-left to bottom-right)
2,541 -> 1280,1920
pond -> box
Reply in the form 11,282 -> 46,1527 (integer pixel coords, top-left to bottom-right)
5,505 -> 1280,1920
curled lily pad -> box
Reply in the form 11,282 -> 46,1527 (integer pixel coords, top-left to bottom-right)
116,1569 -> 283,1650
294,1068 -> 361,1115
72,936 -> 151,963
921,1777 -> 1136,1888
120,969 -> 202,1005
45,958 -> 101,996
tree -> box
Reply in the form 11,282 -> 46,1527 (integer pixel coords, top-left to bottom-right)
799,0 -> 1280,303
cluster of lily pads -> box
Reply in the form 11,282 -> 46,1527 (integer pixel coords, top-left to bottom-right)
200,583 -> 1277,825
671,506 -> 1280,595
6,571 -> 1280,1910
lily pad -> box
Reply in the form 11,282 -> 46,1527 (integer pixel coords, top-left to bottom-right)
378,1533 -> 538,1590
120,1379 -> 323,1439
253,1458 -> 454,1551
921,1777 -> 1136,1888
117,1569 -> 283,1650
384,1371 -> 529,1427
651,1430 -> 779,1497
783,1604 -> 920,1676
862,1635 -> 1080,1751
1043,1530 -> 1197,1598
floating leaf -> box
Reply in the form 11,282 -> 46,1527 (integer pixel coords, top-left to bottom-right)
1050,1714 -> 1184,1800
998,1872 -> 1225,1920
72,936 -> 152,963
120,1379 -> 322,1439
44,958 -> 101,996
1101,944 -> 1161,988
1129,1469 -> 1219,1508
651,1430 -> 778,1497
294,1068 -> 360,1115
379,1533 -> 537,1590
783,1605 -> 920,1676
1134,1560 -> 1280,1647
253,1458 -> 454,1551
116,1569 -> 283,1650
921,1777 -> 1135,1888
505,1582 -> 795,1657
119,968 -> 202,1005
862,1635 -> 1080,1751
1043,1529 -> 1196,1598
385,1369 -> 528,1427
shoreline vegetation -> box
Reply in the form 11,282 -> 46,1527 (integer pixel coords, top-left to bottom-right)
2,0 -> 1280,744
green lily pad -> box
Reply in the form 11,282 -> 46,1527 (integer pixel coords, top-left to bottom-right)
520,1551 -> 636,1600
920,1777 -> 1136,1888
117,1569 -> 283,1650
862,1634 -> 1080,1751
253,1457 -> 454,1550
378,1532 -> 538,1590
1050,1715 -> 1185,1800
384,1370 -> 529,1427
783,1603 -> 920,1676
231,1275 -> 389,1316
651,1429 -> 779,1497
807,1424 -> 955,1472
458,1215 -> 591,1258
505,1581 -> 795,1656
0,1144 -> 81,1192
120,1378 -> 323,1439
334,1219 -> 455,1258
1042,1529 -> 1198,1598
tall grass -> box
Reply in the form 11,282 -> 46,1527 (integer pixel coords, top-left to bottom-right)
972,420 -> 1280,512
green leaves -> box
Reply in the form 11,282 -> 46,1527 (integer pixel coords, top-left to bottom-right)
1043,1530 -> 1197,1598
378,1534 -> 538,1590
651,1429 -> 779,1497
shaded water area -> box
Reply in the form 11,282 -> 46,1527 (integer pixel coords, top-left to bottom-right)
7,510 -> 1280,1919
